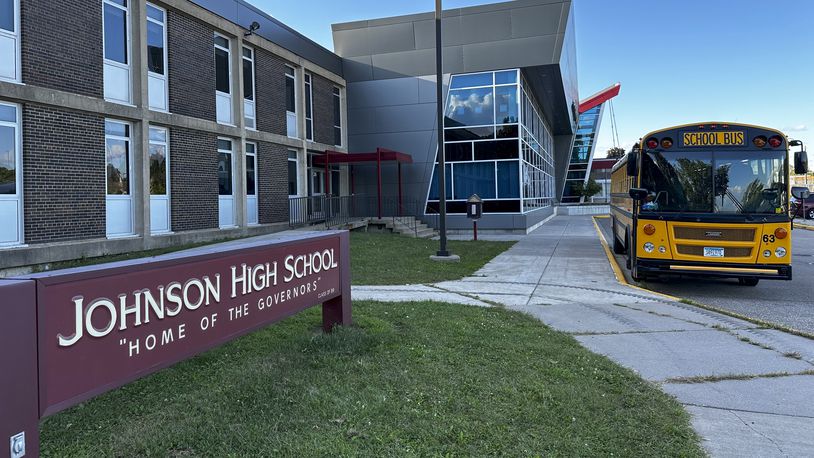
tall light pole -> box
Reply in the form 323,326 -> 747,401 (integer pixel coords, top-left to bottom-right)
435,0 -> 450,257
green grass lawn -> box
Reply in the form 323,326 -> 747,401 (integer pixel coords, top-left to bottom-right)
40,301 -> 702,457
350,232 -> 514,285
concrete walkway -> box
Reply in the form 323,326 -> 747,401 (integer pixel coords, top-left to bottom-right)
354,215 -> 814,457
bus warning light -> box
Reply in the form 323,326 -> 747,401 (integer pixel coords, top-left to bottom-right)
643,224 -> 656,235
774,227 -> 788,239
768,135 -> 783,148
660,137 -> 673,149
753,135 -> 768,148
646,137 -> 659,149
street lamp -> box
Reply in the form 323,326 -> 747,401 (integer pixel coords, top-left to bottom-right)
433,0 -> 455,260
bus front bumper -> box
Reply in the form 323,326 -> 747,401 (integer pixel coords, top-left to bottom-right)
636,259 -> 792,281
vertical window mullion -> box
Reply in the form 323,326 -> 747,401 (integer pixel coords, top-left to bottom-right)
304,73 -> 313,141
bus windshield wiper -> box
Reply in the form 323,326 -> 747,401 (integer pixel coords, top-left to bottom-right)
724,189 -> 745,213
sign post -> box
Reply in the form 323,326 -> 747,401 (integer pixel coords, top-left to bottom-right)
466,194 -> 483,241
0,231 -> 352,457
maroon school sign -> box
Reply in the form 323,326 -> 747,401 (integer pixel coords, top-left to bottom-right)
0,231 -> 351,458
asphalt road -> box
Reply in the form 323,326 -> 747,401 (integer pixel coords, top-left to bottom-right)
596,217 -> 814,333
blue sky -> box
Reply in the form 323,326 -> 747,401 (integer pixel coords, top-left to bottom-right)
252,0 -> 814,157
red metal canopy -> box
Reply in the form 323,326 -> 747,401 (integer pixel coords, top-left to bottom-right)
578,82 -> 621,114
313,148 -> 413,219
312,148 -> 413,165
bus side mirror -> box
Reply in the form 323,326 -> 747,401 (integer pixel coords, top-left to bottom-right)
795,150 -> 809,175
626,152 -> 638,176
629,188 -> 649,201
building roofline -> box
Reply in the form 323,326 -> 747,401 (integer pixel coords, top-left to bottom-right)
332,0 -> 569,31
578,82 -> 620,113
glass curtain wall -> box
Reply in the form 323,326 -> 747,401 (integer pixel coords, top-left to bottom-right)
426,69 -> 554,214
519,73 -> 555,210
562,105 -> 601,203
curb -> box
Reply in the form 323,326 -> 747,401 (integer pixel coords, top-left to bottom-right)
794,223 -> 814,231
590,216 -> 814,341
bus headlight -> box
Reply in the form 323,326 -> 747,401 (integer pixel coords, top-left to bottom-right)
763,250 -> 772,258
644,242 -> 655,253
659,246 -> 667,253
775,247 -> 787,258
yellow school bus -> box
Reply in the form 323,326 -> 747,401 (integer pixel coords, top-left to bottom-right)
610,122 -> 809,285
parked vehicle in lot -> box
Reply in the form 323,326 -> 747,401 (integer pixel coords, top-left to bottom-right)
793,192 -> 814,219
792,186 -> 809,204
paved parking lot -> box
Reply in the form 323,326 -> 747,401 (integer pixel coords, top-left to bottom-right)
596,217 -> 814,334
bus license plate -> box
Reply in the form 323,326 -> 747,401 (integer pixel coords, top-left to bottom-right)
704,247 -> 725,257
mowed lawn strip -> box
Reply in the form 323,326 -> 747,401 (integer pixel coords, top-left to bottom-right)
40,301 -> 703,457
350,232 -> 515,285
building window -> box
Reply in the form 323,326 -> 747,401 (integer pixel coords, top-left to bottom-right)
428,69 -> 532,215
333,87 -> 342,147
304,73 -> 313,141
103,0 -> 132,104
0,0 -> 19,82
245,142 -> 258,225
149,126 -> 170,233
0,102 -> 21,245
105,119 -> 134,237
288,150 -> 298,196
214,34 -> 233,125
146,3 -> 168,111
242,47 -> 256,129
285,66 -> 297,137
217,138 -> 235,227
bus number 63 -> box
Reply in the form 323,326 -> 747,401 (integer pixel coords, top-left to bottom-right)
762,234 -> 776,243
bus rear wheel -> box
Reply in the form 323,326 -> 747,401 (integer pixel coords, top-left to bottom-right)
739,278 -> 759,286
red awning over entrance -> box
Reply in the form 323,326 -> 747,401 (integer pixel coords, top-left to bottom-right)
313,148 -> 413,219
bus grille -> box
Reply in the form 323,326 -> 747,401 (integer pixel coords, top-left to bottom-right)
673,227 -> 756,242
676,245 -> 753,257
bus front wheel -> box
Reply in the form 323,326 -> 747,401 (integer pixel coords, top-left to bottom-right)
739,278 -> 759,286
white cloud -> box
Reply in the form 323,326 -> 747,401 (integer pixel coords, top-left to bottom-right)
784,124 -> 808,132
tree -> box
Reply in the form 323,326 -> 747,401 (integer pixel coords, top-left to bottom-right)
606,147 -> 626,159
582,178 -> 603,199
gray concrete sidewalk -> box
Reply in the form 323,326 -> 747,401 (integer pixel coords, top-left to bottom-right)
354,215 -> 814,457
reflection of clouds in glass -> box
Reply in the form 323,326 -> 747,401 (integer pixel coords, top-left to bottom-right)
149,145 -> 165,161
447,91 -> 493,115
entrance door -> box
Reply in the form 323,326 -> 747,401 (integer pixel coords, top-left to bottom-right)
105,120 -> 134,237
149,126 -> 170,233
0,102 -> 21,245
218,138 -> 235,228
245,142 -> 258,225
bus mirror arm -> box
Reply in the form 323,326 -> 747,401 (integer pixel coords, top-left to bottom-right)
629,188 -> 649,201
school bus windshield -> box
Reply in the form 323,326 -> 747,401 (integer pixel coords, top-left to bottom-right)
640,150 -> 787,214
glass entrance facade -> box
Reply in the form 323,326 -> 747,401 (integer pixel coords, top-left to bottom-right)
562,104 -> 601,203
426,69 -> 555,214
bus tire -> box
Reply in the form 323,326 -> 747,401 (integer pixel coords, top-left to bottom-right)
739,278 -> 759,286
612,219 -> 626,254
